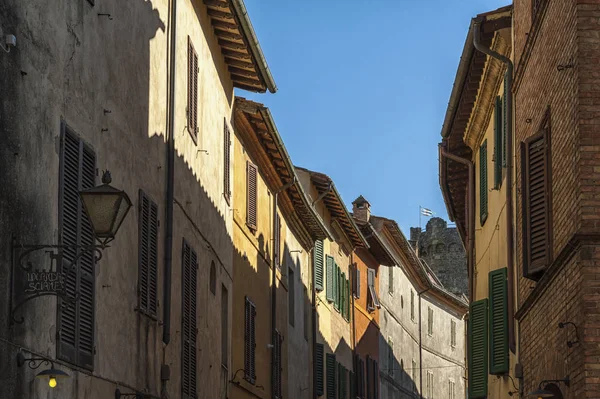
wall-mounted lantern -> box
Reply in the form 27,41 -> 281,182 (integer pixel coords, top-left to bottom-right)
17,351 -> 69,388
527,376 -> 569,399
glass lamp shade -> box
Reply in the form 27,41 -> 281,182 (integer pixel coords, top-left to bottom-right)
36,368 -> 69,385
79,181 -> 132,243
527,388 -> 555,398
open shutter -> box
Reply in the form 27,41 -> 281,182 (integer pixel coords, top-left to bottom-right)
502,74 -> 508,168
326,255 -> 335,302
523,129 -> 552,278
326,353 -> 337,399
316,344 -> 325,396
489,268 -> 509,374
246,161 -> 258,230
182,241 -> 198,399
346,277 -> 351,321
480,140 -> 488,225
244,297 -> 257,383
187,37 -> 198,142
224,121 -> 231,202
334,263 -> 340,311
373,361 -> 378,399
355,267 -> 361,299
341,273 -> 346,319
349,371 -> 355,399
58,127 -> 96,370
366,356 -> 371,399
494,96 -> 502,188
275,213 -> 281,268
139,190 -> 158,316
469,299 -> 489,399
314,240 -> 324,291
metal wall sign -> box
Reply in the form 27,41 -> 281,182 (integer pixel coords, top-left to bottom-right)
25,271 -> 66,294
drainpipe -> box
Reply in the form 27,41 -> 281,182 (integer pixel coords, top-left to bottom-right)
271,177 -> 296,398
417,286 -> 432,399
439,142 -> 475,301
163,0 -> 178,347
311,187 -> 331,399
473,18 -> 516,354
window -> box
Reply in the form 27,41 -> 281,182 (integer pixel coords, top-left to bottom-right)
273,330 -> 283,399
428,307 -> 434,336
494,96 -> 503,189
489,268 -> 509,374
367,268 -> 379,311
388,266 -> 394,294
138,190 -> 159,316
58,126 -> 96,370
246,161 -> 257,230
244,297 -> 257,383
522,118 -> 552,280
354,265 -> 361,299
289,267 -> 295,326
338,364 -> 348,399
316,344 -> 325,396
314,240 -> 324,291
341,272 -> 347,318
468,299 -> 489,398
326,255 -> 335,302
221,285 -> 228,368
449,379 -> 456,399
345,276 -> 351,322
210,261 -> 216,296
182,240 -> 198,398
451,320 -> 457,348
355,354 -> 365,399
502,74 -> 508,168
223,121 -> 231,203
410,290 -> 415,321
335,263 -> 341,312
187,36 -> 198,143
426,371 -> 434,399
326,353 -> 337,399
388,338 -> 394,377
480,139 -> 488,225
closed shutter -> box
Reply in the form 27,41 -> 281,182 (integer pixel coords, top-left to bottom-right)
349,371 -> 355,399
224,121 -> 231,202
388,265 -> 393,294
275,213 -> 281,268
182,240 -> 198,399
480,140 -> 488,225
522,128 -> 552,278
468,299 -> 489,399
502,74 -> 508,168
314,240 -> 324,291
244,297 -> 257,383
139,190 -> 158,316
346,277 -> 351,321
187,37 -> 198,142
366,356 -> 371,399
316,343 -> 325,396
326,353 -> 337,399
334,263 -> 340,311
494,96 -> 502,188
58,127 -> 96,370
489,268 -> 509,374
355,267 -> 361,299
373,360 -> 378,399
326,255 -> 335,302
339,365 -> 347,399
341,273 -> 346,319
274,330 -> 283,398
246,161 -> 257,230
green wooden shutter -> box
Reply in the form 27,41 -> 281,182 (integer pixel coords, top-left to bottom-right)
349,371 -> 355,399
316,343 -> 324,396
314,240 -> 324,291
341,273 -> 347,319
334,263 -> 339,311
326,255 -> 335,302
326,353 -> 337,399
182,241 -> 198,399
469,299 -> 489,399
494,96 -> 502,188
489,268 -> 509,375
346,278 -> 351,321
502,74 -> 508,168
480,140 -> 488,225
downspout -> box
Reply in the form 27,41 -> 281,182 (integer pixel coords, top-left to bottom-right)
439,142 -> 475,301
473,18 -> 516,354
417,286 -> 432,399
163,0 -> 178,347
271,177 -> 296,398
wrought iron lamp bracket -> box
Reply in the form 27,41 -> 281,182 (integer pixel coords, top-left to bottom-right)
10,237 -> 109,325
559,321 -> 580,348
16,351 -> 55,370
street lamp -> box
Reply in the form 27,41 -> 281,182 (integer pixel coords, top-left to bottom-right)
17,351 -> 70,388
527,377 -> 569,399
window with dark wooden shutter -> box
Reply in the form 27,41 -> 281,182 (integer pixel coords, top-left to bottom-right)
274,330 -> 283,399
339,364 -> 347,399
275,213 -> 281,268
366,356 -> 371,399
316,343 -> 325,396
349,371 -> 355,399
489,268 -> 509,375
187,37 -> 198,143
246,161 -> 258,231
182,240 -> 198,399
58,126 -> 96,370
289,267 -> 295,327
224,121 -> 231,203
334,263 -> 340,311
244,297 -> 257,383
522,126 -> 552,279
367,268 -> 379,311
494,96 -> 503,189
468,299 -> 488,399
346,277 -> 351,322
480,140 -> 488,225
138,190 -> 158,316
354,266 -> 361,299
314,240 -> 324,291
373,360 -> 379,399
502,75 -> 508,168
326,255 -> 335,302
326,353 -> 337,399
341,272 -> 346,319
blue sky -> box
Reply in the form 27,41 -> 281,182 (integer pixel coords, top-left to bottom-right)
238,0 -> 509,233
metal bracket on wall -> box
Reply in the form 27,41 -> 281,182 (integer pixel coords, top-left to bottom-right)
558,321 -> 580,348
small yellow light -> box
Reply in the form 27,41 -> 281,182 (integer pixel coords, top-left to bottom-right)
48,377 -> 57,388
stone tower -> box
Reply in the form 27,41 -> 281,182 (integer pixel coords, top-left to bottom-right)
411,217 -> 468,296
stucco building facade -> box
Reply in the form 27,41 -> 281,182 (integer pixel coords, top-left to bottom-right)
0,0 -> 274,398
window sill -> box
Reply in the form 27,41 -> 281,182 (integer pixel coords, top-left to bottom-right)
134,307 -> 160,323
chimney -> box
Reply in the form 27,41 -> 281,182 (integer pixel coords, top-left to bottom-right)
352,195 -> 371,223
409,227 -> 422,249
